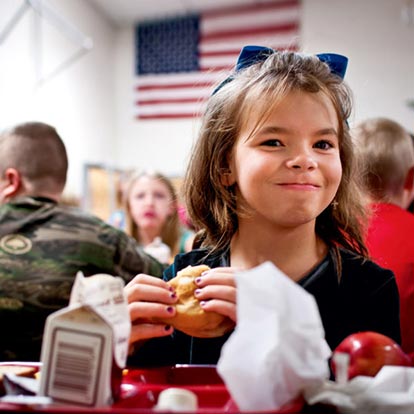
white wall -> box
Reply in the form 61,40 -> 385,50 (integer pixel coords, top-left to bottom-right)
0,0 -> 116,196
302,0 -> 414,127
0,0 -> 413,200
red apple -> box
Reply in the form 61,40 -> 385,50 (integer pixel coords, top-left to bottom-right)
331,331 -> 412,380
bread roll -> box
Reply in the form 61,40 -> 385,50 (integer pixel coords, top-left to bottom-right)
157,265 -> 235,338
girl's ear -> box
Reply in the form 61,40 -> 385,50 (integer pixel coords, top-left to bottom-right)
220,168 -> 236,187
404,166 -> 414,191
402,166 -> 414,210
1,168 -> 21,199
167,202 -> 176,217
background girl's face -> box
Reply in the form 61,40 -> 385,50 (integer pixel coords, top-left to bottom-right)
128,176 -> 174,232
226,89 -> 342,229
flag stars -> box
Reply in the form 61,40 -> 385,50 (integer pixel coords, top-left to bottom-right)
137,15 -> 199,74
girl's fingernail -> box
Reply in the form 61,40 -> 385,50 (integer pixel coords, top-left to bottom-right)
194,289 -> 201,296
168,286 -> 174,292
166,306 -> 174,313
200,301 -> 206,307
195,277 -> 202,285
201,271 -> 209,276
164,325 -> 171,331
170,292 -> 177,299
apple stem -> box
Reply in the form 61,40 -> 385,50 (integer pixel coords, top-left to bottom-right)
333,352 -> 350,385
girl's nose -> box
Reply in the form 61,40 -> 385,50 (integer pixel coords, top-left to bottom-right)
286,151 -> 318,170
144,194 -> 155,205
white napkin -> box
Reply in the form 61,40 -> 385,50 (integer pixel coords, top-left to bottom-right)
143,237 -> 171,264
217,261 -> 331,411
306,366 -> 414,414
70,271 -> 131,368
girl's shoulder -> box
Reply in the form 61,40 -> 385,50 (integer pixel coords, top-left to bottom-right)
338,247 -> 395,283
339,248 -> 388,270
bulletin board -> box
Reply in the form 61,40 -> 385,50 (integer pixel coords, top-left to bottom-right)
82,164 -> 125,221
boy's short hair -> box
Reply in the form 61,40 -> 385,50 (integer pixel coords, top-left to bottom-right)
0,122 -> 68,192
353,117 -> 414,200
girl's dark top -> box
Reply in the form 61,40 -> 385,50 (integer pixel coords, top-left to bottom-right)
127,246 -> 401,367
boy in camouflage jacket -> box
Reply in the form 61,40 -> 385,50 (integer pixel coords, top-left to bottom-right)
0,122 -> 164,361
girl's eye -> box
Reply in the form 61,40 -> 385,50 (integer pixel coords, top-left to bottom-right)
314,140 -> 334,150
135,192 -> 145,200
154,191 -> 168,200
261,139 -> 283,147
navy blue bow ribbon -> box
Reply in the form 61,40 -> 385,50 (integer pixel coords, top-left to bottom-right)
212,45 -> 348,95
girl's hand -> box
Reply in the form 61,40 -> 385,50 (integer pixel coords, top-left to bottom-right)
125,274 -> 178,344
193,267 -> 238,323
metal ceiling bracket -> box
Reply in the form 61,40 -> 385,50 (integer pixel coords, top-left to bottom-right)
0,0 -> 93,85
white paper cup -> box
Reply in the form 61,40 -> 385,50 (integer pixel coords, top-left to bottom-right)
155,388 -> 198,412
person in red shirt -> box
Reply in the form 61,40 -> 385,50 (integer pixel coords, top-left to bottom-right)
354,117 -> 414,357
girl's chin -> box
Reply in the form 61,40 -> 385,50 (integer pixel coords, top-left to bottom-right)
138,221 -> 162,230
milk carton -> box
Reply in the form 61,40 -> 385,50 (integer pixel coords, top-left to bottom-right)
39,272 -> 130,407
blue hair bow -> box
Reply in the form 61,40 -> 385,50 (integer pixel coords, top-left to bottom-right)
212,45 -> 348,95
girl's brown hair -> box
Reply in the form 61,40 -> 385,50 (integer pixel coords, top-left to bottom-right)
184,51 -> 368,261
124,170 -> 181,256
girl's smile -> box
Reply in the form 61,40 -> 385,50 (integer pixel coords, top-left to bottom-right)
277,182 -> 320,190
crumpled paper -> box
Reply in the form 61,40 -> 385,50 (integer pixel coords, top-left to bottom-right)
217,261 -> 331,411
69,272 -> 131,368
305,366 -> 414,414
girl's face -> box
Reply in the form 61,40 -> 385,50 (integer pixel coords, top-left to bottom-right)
226,89 -> 342,229
128,176 -> 174,232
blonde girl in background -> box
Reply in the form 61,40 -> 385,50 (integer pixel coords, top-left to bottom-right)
124,170 -> 194,264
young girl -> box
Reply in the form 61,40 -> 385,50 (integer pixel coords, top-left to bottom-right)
125,46 -> 400,366
124,170 -> 194,263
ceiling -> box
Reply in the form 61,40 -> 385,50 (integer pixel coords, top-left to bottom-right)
89,0 -> 277,26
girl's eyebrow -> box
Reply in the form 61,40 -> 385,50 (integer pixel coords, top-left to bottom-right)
316,127 -> 338,136
257,126 -> 338,137
256,126 -> 287,135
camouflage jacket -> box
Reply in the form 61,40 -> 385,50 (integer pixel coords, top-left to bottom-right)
0,196 -> 165,362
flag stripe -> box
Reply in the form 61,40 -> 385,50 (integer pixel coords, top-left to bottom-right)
136,101 -> 206,116
137,113 -> 201,120
134,0 -> 300,120
200,23 -> 299,42
138,87 -> 212,100
202,4 -> 300,31
136,81 -> 219,92
202,0 -> 300,18
137,98 -> 203,105
136,71 -> 225,87
199,32 -> 299,54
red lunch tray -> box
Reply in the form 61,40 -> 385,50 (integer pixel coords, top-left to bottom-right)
0,363 -> 304,414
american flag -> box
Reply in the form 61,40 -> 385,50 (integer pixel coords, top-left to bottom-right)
134,0 -> 301,120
